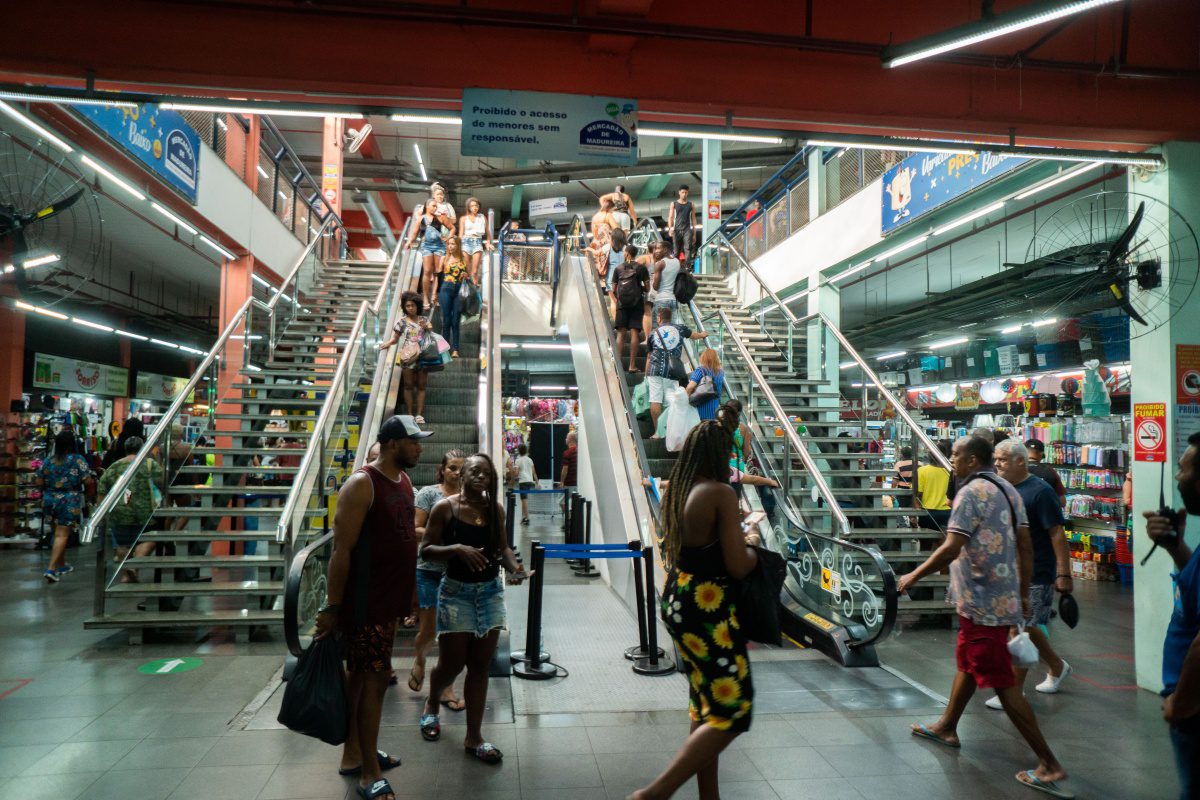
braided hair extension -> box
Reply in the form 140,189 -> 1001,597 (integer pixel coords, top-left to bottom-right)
659,403 -> 741,570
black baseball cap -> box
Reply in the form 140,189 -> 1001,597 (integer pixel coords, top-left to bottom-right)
378,415 -> 433,442
1025,439 -> 1046,453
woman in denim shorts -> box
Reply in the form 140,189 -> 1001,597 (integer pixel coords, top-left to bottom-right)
458,197 -> 492,283
417,453 -> 530,763
405,198 -> 451,310
409,449 -> 467,710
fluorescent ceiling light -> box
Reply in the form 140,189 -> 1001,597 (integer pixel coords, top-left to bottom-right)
199,235 -> 236,260
1055,371 -> 1083,377
151,202 -> 198,235
500,342 -> 519,349
808,138 -> 975,156
839,361 -> 857,370
0,90 -> 137,108
115,329 -> 148,341
216,116 -> 228,131
530,384 -> 567,391
850,382 -> 866,388
876,350 -> 907,361
883,0 -> 1123,68
640,127 -> 783,144
929,336 -> 969,349
390,113 -> 462,125
81,155 -> 146,201
16,300 -> 68,320
278,190 -> 288,201
245,363 -> 263,372
20,253 -> 61,270
1001,324 -> 1023,334
829,261 -> 873,283
933,201 -> 1005,236
252,274 -> 270,287
150,338 -> 179,349
1022,149 -> 1158,167
160,102 -> 362,120
256,165 -> 269,179
414,143 -> 428,182
873,235 -> 929,262
179,346 -> 207,356
71,317 -> 113,333
1032,317 -> 1058,327
780,289 -> 815,305
1014,162 -> 1102,200
0,100 -> 73,152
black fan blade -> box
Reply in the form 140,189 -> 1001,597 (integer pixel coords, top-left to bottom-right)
1104,201 -> 1145,269
9,227 -> 29,292
32,188 -> 85,224
0,203 -> 17,231
1108,281 -> 1148,326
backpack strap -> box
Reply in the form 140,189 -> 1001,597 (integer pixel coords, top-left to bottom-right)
963,472 -> 1019,533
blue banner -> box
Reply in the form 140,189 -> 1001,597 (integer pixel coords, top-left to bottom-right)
462,88 -> 637,165
78,104 -> 201,203
881,151 -> 1027,234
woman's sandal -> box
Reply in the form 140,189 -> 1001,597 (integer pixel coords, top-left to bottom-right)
338,750 -> 402,776
440,696 -> 465,712
356,778 -> 396,800
419,713 -> 441,741
464,742 -> 503,764
407,664 -> 424,692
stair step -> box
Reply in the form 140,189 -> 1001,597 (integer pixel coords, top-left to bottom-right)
212,414 -> 317,422
804,507 -> 921,516
194,445 -> 315,456
178,465 -> 298,475
213,429 -> 315,438
106,580 -> 284,597
183,486 -> 295,496
85,609 -> 282,629
230,384 -> 325,393
139,530 -> 286,542
225,397 -> 326,407
149,506 -> 324,518
125,554 -> 285,568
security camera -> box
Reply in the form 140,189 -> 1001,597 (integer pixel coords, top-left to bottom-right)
346,124 -> 374,154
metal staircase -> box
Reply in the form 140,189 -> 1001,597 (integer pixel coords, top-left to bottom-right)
83,221 -> 403,641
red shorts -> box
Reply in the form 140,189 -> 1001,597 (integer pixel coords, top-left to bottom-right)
956,616 -> 1015,690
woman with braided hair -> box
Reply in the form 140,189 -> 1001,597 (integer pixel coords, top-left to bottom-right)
631,404 -> 762,800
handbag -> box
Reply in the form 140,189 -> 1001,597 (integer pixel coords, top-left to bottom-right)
277,637 -> 350,745
736,545 -> 788,645
689,369 -> 718,407
419,332 -> 442,361
398,340 -> 421,367
459,279 -> 482,318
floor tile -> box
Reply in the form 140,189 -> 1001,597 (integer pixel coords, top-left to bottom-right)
514,725 -> 594,756
815,742 -> 919,778
199,730 -> 295,766
151,711 -> 235,739
0,770 -> 102,800
82,767 -> 188,800
0,715 -> 95,746
585,723 -> 691,754
767,777 -> 867,799
22,738 -> 140,775
257,763 -> 356,800
742,745 -> 840,780
0,743 -> 56,777
167,764 -> 274,800
518,753 -> 604,790
112,736 -> 220,771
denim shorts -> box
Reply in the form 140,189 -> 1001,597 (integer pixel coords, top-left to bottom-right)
437,576 -> 507,638
1025,582 -> 1055,627
419,241 -> 446,257
416,568 -> 443,610
462,236 -> 483,255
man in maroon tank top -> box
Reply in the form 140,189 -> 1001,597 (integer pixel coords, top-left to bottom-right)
316,415 -> 431,800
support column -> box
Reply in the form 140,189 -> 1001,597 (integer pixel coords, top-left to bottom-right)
701,139 -> 722,273
807,283 -> 840,388
0,293 -> 25,405
807,147 -> 825,220
321,117 -> 344,229
217,255 -> 254,401
1132,141 -> 1200,692
113,336 -> 131,424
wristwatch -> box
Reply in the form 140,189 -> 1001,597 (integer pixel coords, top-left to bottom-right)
318,603 -> 340,615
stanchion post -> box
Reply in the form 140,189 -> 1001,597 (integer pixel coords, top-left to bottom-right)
566,493 -> 583,565
512,544 -> 557,680
633,545 -> 675,676
624,540 -> 651,660
573,499 -> 600,578
505,491 -> 516,554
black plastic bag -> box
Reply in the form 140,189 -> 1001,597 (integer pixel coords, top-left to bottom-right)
277,637 -> 349,745
459,279 -> 482,318
737,546 -> 788,645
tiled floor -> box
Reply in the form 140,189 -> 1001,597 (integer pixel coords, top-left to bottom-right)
0,514 -> 1180,800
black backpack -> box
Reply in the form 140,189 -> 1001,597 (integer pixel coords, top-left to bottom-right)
673,270 -> 698,306
614,263 -> 643,307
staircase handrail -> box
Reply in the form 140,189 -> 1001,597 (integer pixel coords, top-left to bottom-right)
715,232 -> 799,325
78,221 -> 334,547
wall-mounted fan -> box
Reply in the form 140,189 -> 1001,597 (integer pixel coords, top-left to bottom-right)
0,129 -> 103,305
1004,191 -> 1199,343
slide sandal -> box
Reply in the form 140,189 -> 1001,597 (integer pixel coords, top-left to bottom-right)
465,742 -> 503,764
420,713 -> 441,741
1017,770 -> 1074,799
440,696 -> 466,712
910,723 -> 960,749
338,750 -> 401,776
356,778 -> 395,800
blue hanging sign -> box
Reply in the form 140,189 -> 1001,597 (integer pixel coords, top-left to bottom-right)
77,104 -> 201,203
881,151 -> 1028,234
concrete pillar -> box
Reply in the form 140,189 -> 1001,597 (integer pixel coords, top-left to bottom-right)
0,289 -> 25,405
1132,141 -> 1200,692
321,117 -> 344,219
113,336 -> 131,424
807,283 -> 840,388
807,148 -> 825,220
701,138 -> 722,273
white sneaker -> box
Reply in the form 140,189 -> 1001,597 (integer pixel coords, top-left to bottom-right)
1035,660 -> 1072,694
984,694 -> 1005,710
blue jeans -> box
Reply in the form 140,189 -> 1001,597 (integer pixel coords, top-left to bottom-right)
1171,718 -> 1200,800
438,281 -> 461,352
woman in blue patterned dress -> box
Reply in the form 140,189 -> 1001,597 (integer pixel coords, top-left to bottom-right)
36,429 -> 95,582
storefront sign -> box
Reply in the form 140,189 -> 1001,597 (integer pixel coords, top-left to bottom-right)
528,196 -> 568,218
1175,404 -> 1200,465
321,163 -> 339,209
955,385 -> 980,411
462,89 -> 637,165
33,353 -> 128,397
77,104 -> 200,203
135,371 -> 193,403
1134,402 -> 1167,463
1176,345 -> 1200,404
881,151 -> 1027,234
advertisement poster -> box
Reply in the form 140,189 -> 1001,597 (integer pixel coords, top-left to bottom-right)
77,104 -> 201,202
881,151 -> 1027,234
1134,402 -> 1167,463
33,353 -> 129,397
1176,344 -> 1200,404
461,89 -> 637,165
528,197 -> 568,218
321,163 -> 339,210
134,371 -> 193,404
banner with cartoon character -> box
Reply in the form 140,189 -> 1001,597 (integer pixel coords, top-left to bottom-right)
77,103 -> 201,203
461,88 -> 637,165
881,151 -> 1027,234
134,371 -> 194,403
33,353 -> 129,396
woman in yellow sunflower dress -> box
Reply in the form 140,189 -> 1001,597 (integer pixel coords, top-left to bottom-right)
632,406 -> 761,800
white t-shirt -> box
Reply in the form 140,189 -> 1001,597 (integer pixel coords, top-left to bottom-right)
462,214 -> 487,238
516,455 -> 536,484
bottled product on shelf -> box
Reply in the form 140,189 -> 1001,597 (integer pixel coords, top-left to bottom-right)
1066,524 -> 1122,582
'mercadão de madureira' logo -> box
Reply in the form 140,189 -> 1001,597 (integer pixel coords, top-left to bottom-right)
579,100 -> 636,156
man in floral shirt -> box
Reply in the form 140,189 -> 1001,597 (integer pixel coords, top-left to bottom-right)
898,436 -> 1072,799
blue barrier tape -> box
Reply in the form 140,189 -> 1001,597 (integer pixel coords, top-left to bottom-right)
536,543 -> 630,550
540,550 -> 643,559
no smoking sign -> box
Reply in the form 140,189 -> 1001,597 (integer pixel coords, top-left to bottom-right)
1135,403 -> 1167,463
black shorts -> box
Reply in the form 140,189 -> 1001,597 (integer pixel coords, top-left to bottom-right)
614,303 -> 644,330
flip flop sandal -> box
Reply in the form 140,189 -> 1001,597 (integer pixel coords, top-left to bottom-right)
1017,770 -> 1074,799
338,750 -> 402,776
419,713 -> 441,741
910,724 -> 961,749
356,778 -> 396,800
440,696 -> 466,712
407,666 -> 424,693
465,742 -> 503,764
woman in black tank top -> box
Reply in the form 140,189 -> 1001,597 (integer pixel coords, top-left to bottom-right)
417,453 -> 529,763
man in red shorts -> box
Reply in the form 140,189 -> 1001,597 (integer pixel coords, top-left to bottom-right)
898,435 -> 1072,799
315,415 -> 431,800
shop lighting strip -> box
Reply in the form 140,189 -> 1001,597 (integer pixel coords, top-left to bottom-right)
150,202 -> 198,235
0,90 -> 136,108
199,235 -> 236,261
928,336 -> 969,349
414,143 -> 428,182
0,100 -> 74,152
906,361 -> 1130,394
12,299 -> 208,355
160,102 -> 363,120
808,138 -> 976,156
1014,162 -> 1102,200
71,317 -> 113,332
5,253 -> 62,272
873,236 -> 929,263
641,126 -> 784,144
81,155 -> 146,201
389,113 -> 462,125
932,201 -> 1006,236
256,165 -> 269,179
876,350 -> 907,361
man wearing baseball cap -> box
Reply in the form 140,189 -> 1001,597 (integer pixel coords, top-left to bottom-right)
315,415 -> 432,800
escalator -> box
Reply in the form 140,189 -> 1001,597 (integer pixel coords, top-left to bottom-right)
559,216 -> 899,666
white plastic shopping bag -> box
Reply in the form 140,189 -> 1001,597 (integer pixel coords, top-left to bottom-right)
1007,624 -> 1039,668
664,387 -> 701,452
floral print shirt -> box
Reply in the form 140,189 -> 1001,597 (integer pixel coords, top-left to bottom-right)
38,454 -> 91,495
945,469 -> 1028,627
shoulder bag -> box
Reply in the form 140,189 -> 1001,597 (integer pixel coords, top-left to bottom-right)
737,545 -> 788,645
688,368 -> 718,407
